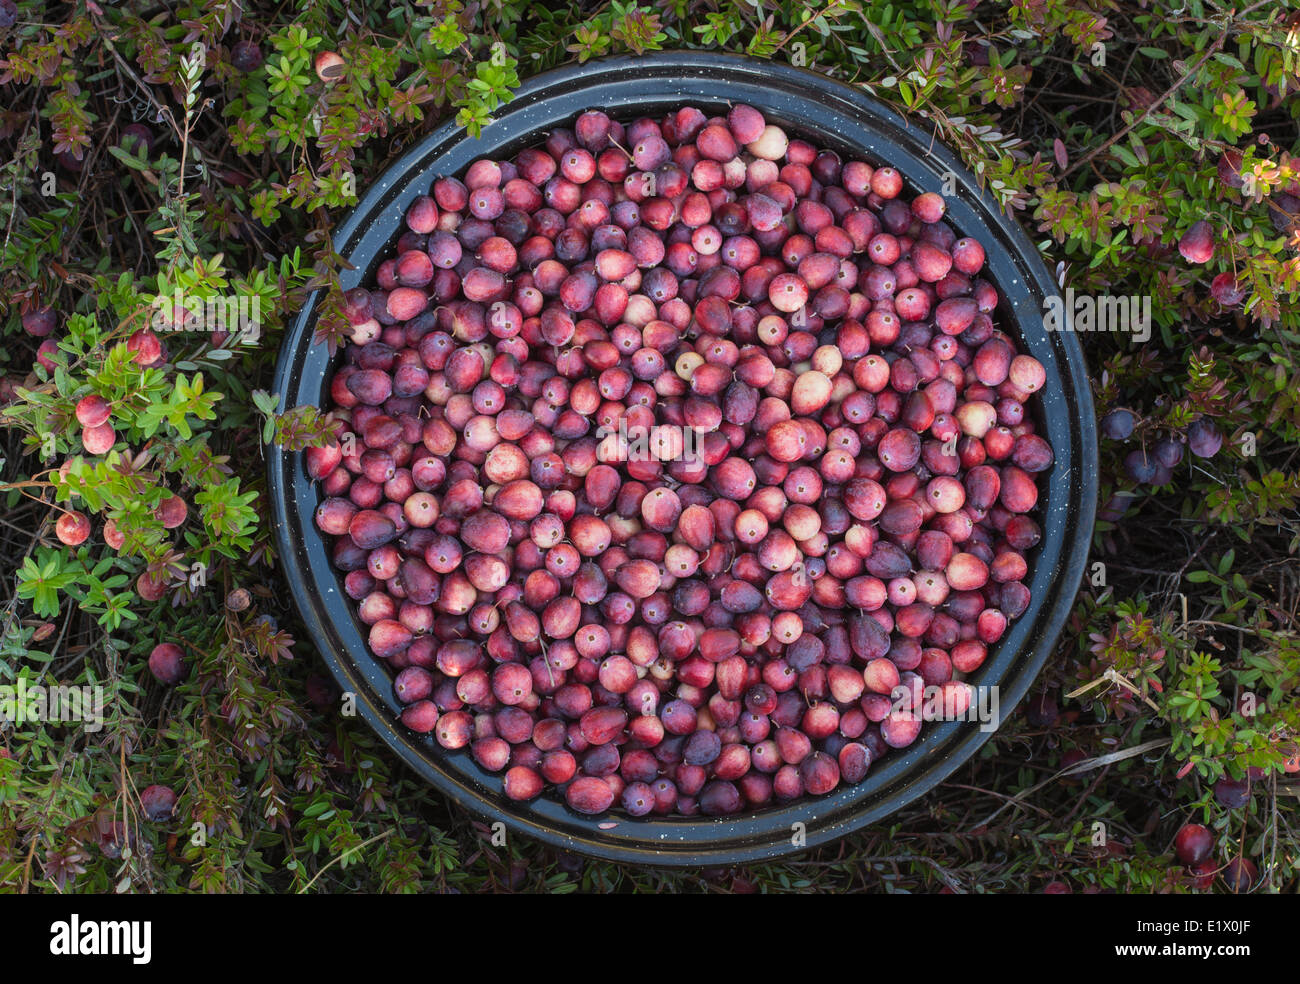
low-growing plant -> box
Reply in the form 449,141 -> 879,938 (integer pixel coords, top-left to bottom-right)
0,0 -> 1296,893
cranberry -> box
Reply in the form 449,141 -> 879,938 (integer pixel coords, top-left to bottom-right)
147,643 -> 187,685
566,776 -> 616,815
55,510 -> 91,546
1213,776 -> 1250,809
1100,408 -> 1136,440
1221,857 -> 1257,893
1178,220 -> 1215,264
139,784 -> 178,822
1173,823 -> 1213,865
231,40 -> 263,73
1187,419 -> 1223,458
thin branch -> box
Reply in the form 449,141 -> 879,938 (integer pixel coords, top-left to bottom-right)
1062,0 -> 1277,180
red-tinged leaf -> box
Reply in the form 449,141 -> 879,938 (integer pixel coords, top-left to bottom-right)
1054,138 -> 1069,170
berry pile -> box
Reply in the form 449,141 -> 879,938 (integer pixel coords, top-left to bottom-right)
308,103 -> 1054,817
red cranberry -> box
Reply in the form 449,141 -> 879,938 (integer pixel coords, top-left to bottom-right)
1174,823 -> 1213,865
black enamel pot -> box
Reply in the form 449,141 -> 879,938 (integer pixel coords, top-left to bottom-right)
268,51 -> 1097,866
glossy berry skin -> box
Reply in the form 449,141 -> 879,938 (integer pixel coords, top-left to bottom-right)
1153,439 -> 1183,469
1178,220 -> 1214,265
1213,776 -> 1250,809
1100,408 -> 1136,441
302,102 -> 1055,819
1173,823 -> 1213,865
1209,273 -> 1244,306
1187,419 -> 1223,458
75,394 -> 111,428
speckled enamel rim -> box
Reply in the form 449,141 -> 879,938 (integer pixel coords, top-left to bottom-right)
268,51 -> 1098,866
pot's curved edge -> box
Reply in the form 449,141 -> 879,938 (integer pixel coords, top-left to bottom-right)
267,50 -> 1099,867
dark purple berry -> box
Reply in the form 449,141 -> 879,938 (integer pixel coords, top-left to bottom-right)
1213,776 -> 1250,809
1153,438 -> 1183,469
231,40 -> 264,73
1187,419 -> 1223,459
1100,408 -> 1136,441
1123,448 -> 1158,483
140,784 -> 178,822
